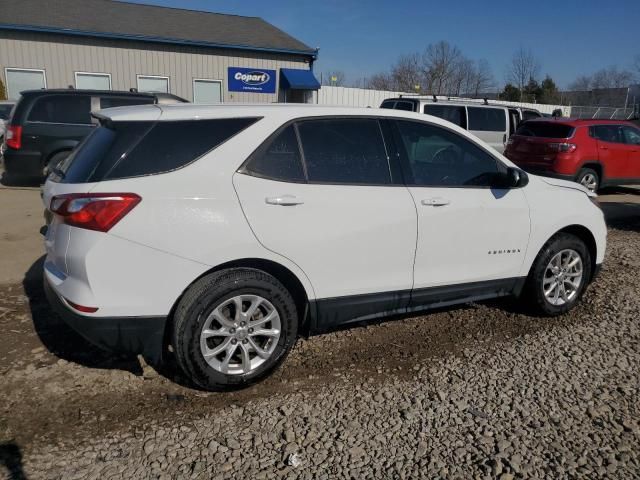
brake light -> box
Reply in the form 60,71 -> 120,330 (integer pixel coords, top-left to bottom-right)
50,193 -> 141,232
6,125 -> 22,150
547,143 -> 577,153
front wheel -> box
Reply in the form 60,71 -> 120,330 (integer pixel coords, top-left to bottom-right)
172,268 -> 298,391
523,233 -> 592,316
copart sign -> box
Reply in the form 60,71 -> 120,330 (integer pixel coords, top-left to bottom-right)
228,67 -> 277,93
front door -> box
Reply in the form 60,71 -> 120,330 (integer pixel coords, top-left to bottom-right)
622,125 -> 640,179
390,119 -> 530,297
591,124 -> 629,179
233,117 -> 417,326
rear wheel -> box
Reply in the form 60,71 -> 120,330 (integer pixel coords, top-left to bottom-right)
576,168 -> 599,193
523,233 -> 592,316
173,268 -> 298,391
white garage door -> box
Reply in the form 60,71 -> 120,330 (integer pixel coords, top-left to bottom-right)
137,75 -> 169,93
5,68 -> 46,100
193,79 -> 222,103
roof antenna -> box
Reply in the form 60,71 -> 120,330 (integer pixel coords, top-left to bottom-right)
68,85 -> 74,89
483,98 -> 489,105
130,88 -> 138,93
432,94 -> 437,102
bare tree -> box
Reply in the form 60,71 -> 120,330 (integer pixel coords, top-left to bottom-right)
322,71 -> 346,86
506,47 -> 540,101
422,41 -> 463,94
469,59 -> 495,97
366,72 -> 395,91
390,53 -> 423,92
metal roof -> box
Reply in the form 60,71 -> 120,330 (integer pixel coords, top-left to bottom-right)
0,0 -> 318,57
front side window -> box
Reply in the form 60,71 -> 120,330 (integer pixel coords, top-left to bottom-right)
622,126 -> 640,145
423,104 -> 466,128
522,110 -> 541,121
395,120 -> 501,187
243,125 -> 305,182
28,95 -> 91,124
591,125 -> 625,144
297,118 -> 391,184
467,107 -> 506,132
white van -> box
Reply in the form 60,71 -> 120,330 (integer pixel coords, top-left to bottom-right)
381,97 -> 510,153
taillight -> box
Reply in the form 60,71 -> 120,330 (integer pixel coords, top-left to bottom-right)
547,143 -> 577,153
64,297 -> 99,313
6,125 -> 22,150
50,193 -> 141,232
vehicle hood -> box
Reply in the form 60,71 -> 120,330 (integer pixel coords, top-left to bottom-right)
540,176 -> 595,197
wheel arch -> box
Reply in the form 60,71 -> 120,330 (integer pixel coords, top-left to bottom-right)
166,258 -> 313,350
577,162 -> 604,183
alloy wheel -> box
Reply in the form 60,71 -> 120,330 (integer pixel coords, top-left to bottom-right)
542,249 -> 584,306
579,173 -> 598,192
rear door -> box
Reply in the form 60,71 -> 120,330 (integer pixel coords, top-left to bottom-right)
591,124 -> 629,179
622,125 -> 640,179
233,117 -> 417,325
23,94 -> 94,164
467,106 -> 509,153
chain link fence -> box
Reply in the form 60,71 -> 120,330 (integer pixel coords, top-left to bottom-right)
569,105 -> 638,120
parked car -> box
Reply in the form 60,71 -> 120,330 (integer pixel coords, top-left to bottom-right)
505,118 -> 640,192
0,100 -> 16,148
506,106 -> 543,134
42,104 -> 606,390
381,97 -> 510,153
2,89 -> 187,179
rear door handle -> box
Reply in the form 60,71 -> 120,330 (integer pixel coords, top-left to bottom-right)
265,195 -> 304,206
421,197 -> 450,207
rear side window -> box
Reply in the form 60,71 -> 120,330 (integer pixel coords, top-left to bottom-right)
394,101 -> 415,112
243,125 -> 305,182
516,122 -> 574,139
423,105 -> 466,128
28,95 -> 92,124
100,96 -> 154,109
380,101 -> 395,109
522,110 -> 541,121
297,118 -> 391,184
467,107 -> 506,132
590,125 -> 625,144
57,118 -> 258,183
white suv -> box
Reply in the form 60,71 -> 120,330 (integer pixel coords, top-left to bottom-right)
42,104 -> 606,390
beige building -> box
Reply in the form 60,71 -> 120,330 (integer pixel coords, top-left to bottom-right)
0,0 -> 320,103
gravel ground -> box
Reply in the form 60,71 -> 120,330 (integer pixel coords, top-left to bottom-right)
1,196 -> 640,479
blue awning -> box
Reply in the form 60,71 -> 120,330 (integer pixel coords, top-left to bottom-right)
280,68 -> 321,90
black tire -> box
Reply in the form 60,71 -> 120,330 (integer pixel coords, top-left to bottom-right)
575,167 -> 599,193
172,268 -> 298,391
523,233 -> 592,316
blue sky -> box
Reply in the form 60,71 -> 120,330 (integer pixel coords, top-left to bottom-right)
127,0 -> 640,89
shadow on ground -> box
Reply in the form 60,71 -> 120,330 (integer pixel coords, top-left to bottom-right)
601,201 -> 640,232
0,442 -> 26,480
22,256 -> 143,376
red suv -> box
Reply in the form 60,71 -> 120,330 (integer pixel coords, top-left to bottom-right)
505,118 -> 640,192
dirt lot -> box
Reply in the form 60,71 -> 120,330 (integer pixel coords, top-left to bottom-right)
1,181 -> 639,479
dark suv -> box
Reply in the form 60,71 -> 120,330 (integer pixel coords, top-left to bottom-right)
2,89 -> 187,179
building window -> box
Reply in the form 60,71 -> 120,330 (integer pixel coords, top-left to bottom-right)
75,72 -> 111,90
137,75 -> 170,93
193,79 -> 223,103
4,68 -> 46,100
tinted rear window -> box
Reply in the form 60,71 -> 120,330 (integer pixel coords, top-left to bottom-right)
394,101 -> 415,112
28,95 -> 92,124
0,104 -> 13,120
467,107 -> 506,132
423,105 -> 466,128
56,118 -> 258,183
100,96 -> 154,109
380,101 -> 395,109
516,122 -> 575,138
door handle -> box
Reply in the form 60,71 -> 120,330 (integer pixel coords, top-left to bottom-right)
421,197 -> 450,207
265,195 -> 304,206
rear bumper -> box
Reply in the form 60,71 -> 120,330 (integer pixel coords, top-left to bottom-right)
2,148 -> 42,176
44,277 -> 166,364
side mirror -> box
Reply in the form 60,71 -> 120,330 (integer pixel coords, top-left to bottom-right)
493,167 -> 528,189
